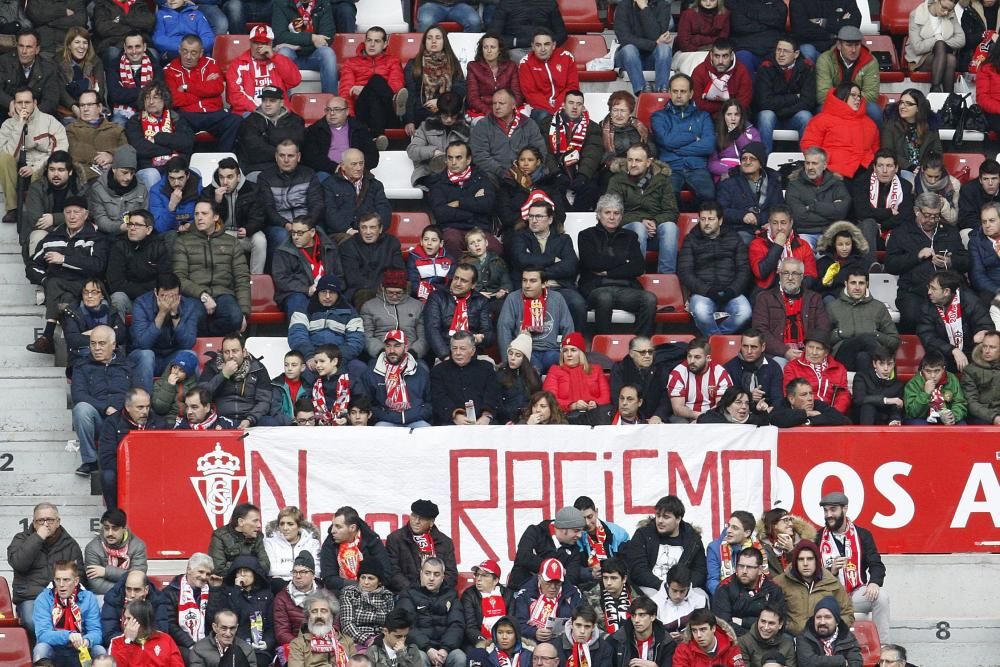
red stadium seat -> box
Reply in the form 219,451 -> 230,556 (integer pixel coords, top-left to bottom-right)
557,0 -> 603,33
636,92 -> 669,129
389,33 -> 423,66
677,213 -> 700,248
591,335 -> 636,362
862,35 -> 905,83
652,334 -> 695,346
147,574 -> 177,591
333,33 -> 366,63
455,571 -> 475,596
250,274 -> 285,325
563,35 -> 618,83
881,0 -> 921,34
710,335 -> 741,364
289,93 -> 334,125
943,153 -> 986,181
852,620 -> 881,667
638,274 -> 690,324
877,92 -> 900,109
389,212 -> 431,254
0,577 -> 15,627
0,627 -> 31,666
193,338 -> 224,371
895,335 -> 925,381
411,0 -> 462,31
212,35 -> 250,75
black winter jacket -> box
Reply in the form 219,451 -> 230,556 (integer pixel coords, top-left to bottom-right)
796,617 -> 862,667
27,223 -> 109,286
508,229 -> 580,289
752,56 -> 818,117
790,0 -> 862,53
488,0 -> 568,50
884,219 -> 969,296
728,0 -> 788,56
578,223 -> 645,295
613,0 -> 674,53
429,358 -> 502,425
852,365 -> 905,424
717,168 -> 785,229
427,168 -> 497,232
206,555 -> 275,661
106,234 -> 170,300
769,397 -> 850,427
396,585 -> 465,651
124,111 -> 195,170
385,525 -> 458,593
257,164 -> 325,229
917,289 -> 993,358
852,170 -> 916,233
97,411 -> 166,473
302,116 -> 378,173
6,526 -> 85,604
162,574 -> 207,649
424,288 -> 495,360
498,171 -> 567,233
677,225 -> 750,297
322,171 -> 392,234
724,354 -> 785,407
200,353 -> 272,426
711,576 -> 785,635
509,519 -> 591,591
101,576 -> 170,646
319,518 -> 393,593
339,233 -> 405,299
0,53 -> 61,114
61,302 -> 128,367
608,619 -> 677,667
610,356 -> 673,421
624,520 -> 708,591
958,179 -> 1000,230
237,109 -> 306,174
203,175 -> 267,237
271,230 -> 345,306
460,585 -> 516,648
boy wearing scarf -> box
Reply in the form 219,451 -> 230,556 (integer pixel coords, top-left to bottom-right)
705,512 -> 767,595
554,605 -> 613,667
594,558 -> 631,635
83,508 -> 149,595
607,597 -> 677,667
32,561 -> 106,663
307,344 -> 352,426
467,616 -> 532,667
903,349 -> 968,424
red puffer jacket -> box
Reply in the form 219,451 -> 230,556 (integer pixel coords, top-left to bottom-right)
782,355 -> 852,414
109,631 -> 185,666
672,626 -> 745,667
975,62 -> 1000,115
800,88 -> 879,178
517,49 -> 580,115
543,362 -> 610,410
466,60 -> 523,115
338,44 -> 405,114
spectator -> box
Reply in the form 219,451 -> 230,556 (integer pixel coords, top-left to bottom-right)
101,570 -> 170,647
543,332 -> 612,419
758,507 -> 816,575
108,599 -> 185,665
782,330 -> 850,414
903,349 -> 968,424
263,507 -> 321,590
597,93 -> 654,187
853,149 -> 916,257
66,89 -> 127,185
517,28 -> 578,123
339,212 -> 406,309
403,26 -> 466,134
721,145 -> 786,249
149,156 -> 201,235
55,278 -> 127,369
416,0 -> 481,30
429,330 -> 501,425
466,33 -> 523,119
151,353 -> 198,423
852,346 -> 905,425
0,31 -> 60,117
89,145 -> 150,235
257,140 -> 324,254
728,0 -> 787,73
32,561 -> 107,663
29,0 -> 87,56
705,515 -> 766,595
815,221 -> 871,304
624,495 -> 708,595
360,270 -> 429,359
752,257 -> 831,364
520,390 -> 570,424
606,143 -> 679,274
905,0 -> 964,93
226,25 -> 302,115
203,157 -> 268,274
105,209 -> 169,315
93,0 -> 155,63
208,503 -> 269,578
201,335 -> 272,429
55,29 -> 107,121
152,0 -> 213,64
322,147 -> 392,236
0,87 -> 67,223
771,541 -> 853,635
129,272 -> 199,393
613,0 -> 674,95
423,262 -> 492,359
607,595 -> 676,665
497,267 -> 576,373
769,376 -> 850,427
511,559 -> 583,642
753,37 -> 816,153
879,645 -> 915,667
464,612 -> 527,664
610,337 -> 672,423
304,95 -> 379,177
962,330 -> 1000,424
161,553 -> 214,659
368,608 -> 425,667
723,329 -> 784,410
735,603 -> 795,667
272,552 -> 320,647
360,329 -> 433,428
272,215 -> 344,318
497,146 -> 565,241
237,85 -> 306,176
338,27 -> 406,142
958,158 -> 1000,230
653,74 -> 716,204
124,81 -> 195,190
425,139 -> 499,256
340,559 -> 395,647
188,609 -> 258,666
828,268 -> 899,371
6,503 -> 85,635
106,31 -> 160,126
206,555 -> 276,665
918,270 -> 992,371
649,565 -> 709,639
677,200 -> 752,335
881,89 -> 941,174
747,205 -> 816,294
463,227 -> 512,310
553,606 -> 614,667
97,388 -> 164,508
801,81 -> 879,181
319,506 -> 393,594
287,275 -> 364,362
19,151 -> 87,259
272,0 -> 337,95
396,558 -> 466,667
674,0 -> 730,76
711,548 -> 784,634
691,40 -> 753,121
815,26 -> 881,123
538,90 -> 602,211
914,152 -> 960,224
709,101 -> 760,189
386,499 -> 458,592
970,202 -> 1000,315
488,0 -> 568,58
671,608 -> 743,667
668,337 -> 733,422
493,334 -> 540,423
470,88 -> 549,181
795,597 -> 862,667
266,351 -> 308,426
784,147 -> 852,246
790,0 -> 861,63
304,344 -> 356,426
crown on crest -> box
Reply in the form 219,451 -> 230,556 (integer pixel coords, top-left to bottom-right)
197,444 -> 241,476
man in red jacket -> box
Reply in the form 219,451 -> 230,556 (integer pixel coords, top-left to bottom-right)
226,25 -> 302,115
690,38 -> 753,118
748,205 -> 819,293
782,329 -> 851,414
339,27 -> 406,139
518,28 -> 579,122
672,608 -> 745,667
164,34 -> 241,152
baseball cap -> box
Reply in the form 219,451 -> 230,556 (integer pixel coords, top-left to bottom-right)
250,25 -> 274,43
539,558 -> 565,582
384,329 -> 408,346
472,560 -> 501,578
260,85 -> 283,100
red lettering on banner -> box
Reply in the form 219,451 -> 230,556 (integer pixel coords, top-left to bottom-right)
312,513 -> 334,536
604,469 -> 615,522
250,451 -> 287,509
506,452 -> 551,560
553,452 -> 597,509
298,449 -> 308,515
669,451 -> 720,536
720,450 -> 772,518
450,450 -> 500,564
624,450 -> 659,514
367,513 -> 400,537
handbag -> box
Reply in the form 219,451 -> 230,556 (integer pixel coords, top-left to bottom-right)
937,92 -> 967,129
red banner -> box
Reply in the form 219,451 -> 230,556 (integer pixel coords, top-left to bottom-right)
121,427 -> 1000,560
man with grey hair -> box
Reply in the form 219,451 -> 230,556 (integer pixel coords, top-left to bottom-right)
396,558 -> 466,667
879,644 -> 912,667
429,331 -> 501,425
577,193 -> 657,336
610,336 -> 672,423
288,590 -> 351,665
163,552 -> 215,659
752,256 -> 831,365
97,388 -> 165,509
190,609 -> 258,666
6,502 -> 85,635
784,146 -> 852,248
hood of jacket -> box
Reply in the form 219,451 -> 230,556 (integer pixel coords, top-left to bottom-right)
820,87 -> 867,120
971,342 -> 1000,369
816,220 -> 869,254
562,616 -> 601,648
265,519 -> 321,541
834,287 -> 874,307
784,541 -> 825,583
212,169 -> 247,193
491,615 -> 524,654
223,553 -> 270,589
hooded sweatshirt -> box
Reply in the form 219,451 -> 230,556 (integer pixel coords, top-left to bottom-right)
800,89 -> 879,179
467,616 -> 533,667
206,555 -> 275,657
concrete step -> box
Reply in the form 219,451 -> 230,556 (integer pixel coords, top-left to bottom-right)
0,441 -> 92,473
0,407 -> 72,431
0,365 -> 67,380
0,344 -> 59,369
0,380 -> 73,410
0,303 -> 44,317
0,470 -> 93,496
894,619 -> 1000,667
0,495 -> 104,544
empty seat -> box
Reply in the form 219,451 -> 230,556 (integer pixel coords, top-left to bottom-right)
371,152 -> 424,199
289,93 -> 334,125
877,92 -> 901,109
388,33 -> 423,66
557,0 -> 604,31
333,33 -> 366,62
0,627 -> 32,666
563,35 -> 617,83
563,213 -> 594,256
895,335 -> 925,380
189,152 -> 237,187
636,92 -> 669,129
638,274 -> 690,324
862,35 -> 904,83
0,577 -> 14,627
869,273 -> 900,323
651,334 -> 695,346
193,338 -> 224,371
356,0 -> 408,32
591,334 -> 636,362
246,336 -> 291,377
455,571 -> 476,597
677,213 -> 700,249
943,153 -> 986,181
250,274 -> 285,325
388,212 -> 432,253
881,0 -> 921,34
710,334 -> 741,364
852,620 -> 881,667
212,35 -> 250,75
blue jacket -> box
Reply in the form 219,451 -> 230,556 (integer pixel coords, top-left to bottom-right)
287,296 -> 365,360
969,226 -> 1000,298
101,576 -> 171,646
358,352 -> 433,426
575,520 -> 630,561
512,575 -> 582,641
269,373 -> 309,423
149,172 -> 202,234
716,167 -> 785,228
34,585 -> 103,650
71,355 -> 132,413
130,290 -> 200,355
705,532 -> 751,594
724,354 -> 785,407
152,1 -> 215,60
651,102 -> 715,171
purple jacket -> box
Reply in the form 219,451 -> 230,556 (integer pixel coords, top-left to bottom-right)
708,126 -> 761,182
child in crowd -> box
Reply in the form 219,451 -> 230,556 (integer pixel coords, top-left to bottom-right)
309,344 -> 351,426
347,394 -> 374,426
903,350 -> 967,425
151,351 -> 199,421
852,346 -> 905,425
406,225 -> 454,301
462,227 -> 512,317
268,350 -> 309,424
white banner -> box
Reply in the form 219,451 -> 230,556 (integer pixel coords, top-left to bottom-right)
244,425 -> 778,572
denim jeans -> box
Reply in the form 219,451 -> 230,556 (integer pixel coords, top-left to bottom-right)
866,101 -> 883,126
756,109 -> 813,153
798,233 -> 820,249
277,46 -> 338,94
331,1 -> 357,32
416,2 -> 482,30
531,350 -> 562,374
33,642 -> 107,663
198,2 -> 229,33
670,168 -> 715,206
71,402 -> 103,464
688,294 -> 752,335
735,50 -> 762,76
625,220 -> 679,273
225,0 -> 273,32
17,600 -> 35,636
137,168 -> 160,191
180,110 -> 242,153
128,349 -> 191,394
196,294 -> 244,336
265,225 -> 290,266
615,43 -> 673,93
281,292 -> 310,318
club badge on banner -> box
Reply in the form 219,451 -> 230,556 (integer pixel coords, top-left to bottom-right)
241,424 -> 778,571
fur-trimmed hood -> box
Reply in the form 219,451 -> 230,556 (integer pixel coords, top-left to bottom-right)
756,514 -> 818,543
816,220 -> 869,255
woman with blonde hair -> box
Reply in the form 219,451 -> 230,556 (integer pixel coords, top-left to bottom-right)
264,506 -> 322,591
542,332 -> 611,421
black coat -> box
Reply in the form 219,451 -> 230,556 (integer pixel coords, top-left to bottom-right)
790,0 -> 862,52
852,365 -> 905,424
97,412 -> 165,472
717,168 -> 785,229
271,229 -> 345,306
608,619 -> 677,667
769,397 -> 851,427
124,111 -> 195,170
555,630 -> 614,667
498,172 -> 567,233
884,220 -> 969,296
302,116 -> 378,173
460,585 -> 516,648
319,518 -> 393,593
729,0 -> 788,56
958,179 -> 1000,230
237,110 -> 306,174
106,234 -> 171,300
613,0 -> 674,53
339,233 -> 405,300
577,223 -> 645,295
508,229 -> 580,289
752,56 -> 818,117
101,576 -> 171,646
677,225 -> 750,298
423,288 -> 495,360
61,303 -> 128,367
917,289 -> 993,358
396,585 -> 465,651
852,171 -> 915,233
624,520 -> 708,591
203,177 -> 267,237
487,0 -> 568,50
27,223 -> 110,286
508,519 -> 591,591
724,354 -> 785,407
162,574 -> 206,649
206,555 -> 276,661
610,356 -> 673,421
322,171 -> 392,235
796,618 -> 863,667
385,525 -> 458,593
711,576 -> 785,635
818,522 -> 886,586
427,168 -> 497,232
429,358 -> 502,425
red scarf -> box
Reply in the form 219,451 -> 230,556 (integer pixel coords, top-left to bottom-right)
781,289 -> 805,347
522,289 -> 547,334
103,536 -> 131,570
52,585 -> 83,632
821,629 -> 838,656
498,113 -> 522,138
313,374 -> 350,425
449,293 -> 471,336
820,519 -> 864,593
177,576 -> 209,642
634,637 -> 653,660
141,112 -> 176,167
585,525 -> 607,569
527,593 -> 558,627
384,359 -> 411,411
310,630 -> 349,666
566,642 -> 591,667
519,189 -> 556,220
300,236 -> 325,284
119,52 -> 154,90
548,111 -> 590,154
413,531 -> 436,559
480,587 -> 507,637
338,536 -> 362,579
935,289 -> 964,350
294,0 -> 318,31
190,408 -> 219,430
448,165 -> 472,185
767,230 -> 794,259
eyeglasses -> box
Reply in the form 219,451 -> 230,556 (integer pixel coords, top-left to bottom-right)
325,107 -> 348,113
295,416 -> 316,425
532,657 -> 560,663
126,221 -> 150,228
898,100 -> 917,107
527,214 -> 551,221
633,349 -> 655,355
291,569 -> 313,576
779,271 -> 804,277
290,229 -> 312,237
34,517 -> 58,524
82,289 -> 103,296
918,210 -> 942,220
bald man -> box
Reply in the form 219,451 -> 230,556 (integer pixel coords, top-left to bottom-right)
303,95 -> 379,174
322,147 -> 392,236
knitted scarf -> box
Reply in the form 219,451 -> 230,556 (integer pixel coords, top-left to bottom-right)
821,627 -> 839,656
420,51 -> 452,103
448,293 -> 471,336
522,289 -> 547,334
288,580 -> 317,607
52,584 -> 83,632
384,359 -> 411,411
118,52 -> 154,90
566,641 -> 592,667
766,230 -> 794,259
935,289 -> 964,350
141,112 -> 175,167
584,524 -> 607,569
498,113 -> 521,139
412,531 -> 436,559
819,518 -> 864,593
103,534 -> 131,570
177,575 -> 209,642
703,62 -> 734,102
601,116 -> 648,154
300,236 -> 325,284
781,289 -> 805,346
190,408 -> 219,430
338,536 -> 362,579
548,111 -> 590,155
918,168 -> 955,201
527,592 -> 558,627
294,0 -> 318,31
479,587 -> 507,637
869,172 -> 903,210
718,535 -> 768,582
448,165 -> 472,185
313,374 -> 350,425
310,630 -> 349,666
601,586 -> 630,634
215,355 -> 251,383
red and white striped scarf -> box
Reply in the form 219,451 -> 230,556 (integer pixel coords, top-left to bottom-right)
449,293 -> 471,336
310,630 -> 349,666
566,642 -> 591,667
448,165 -> 472,185
52,585 -> 83,632
190,408 -> 219,430
585,524 -> 608,569
869,171 -> 904,210
103,536 -> 131,570
313,374 -> 350,425
119,53 -> 154,90
935,289 -> 964,350
177,575 -> 209,642
480,588 -> 507,637
384,360 -> 411,411
719,536 -> 768,582
527,593 -> 558,627
820,518 -> 864,593
767,230 -> 794,259
300,236 -> 325,283
820,627 -> 839,656
499,113 -> 522,138
548,110 -> 590,154
413,532 -> 436,559
141,112 -> 175,167
294,0 -> 318,31
522,289 -> 547,334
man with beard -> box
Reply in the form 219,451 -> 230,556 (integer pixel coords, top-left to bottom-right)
752,257 -> 831,366
608,596 -> 677,667
668,338 -> 733,422
795,598 -> 862,667
162,552 -> 214,660
201,334 -> 271,429
101,569 -> 171,646
610,339 -> 671,423
289,589 -> 354,667
386,499 -> 458,592
723,329 -> 784,413
204,158 -> 268,275
174,385 -> 239,430
31,561 -> 106,663
319,506 -> 393,594
736,603 -> 795,667
917,270 -> 992,373
711,549 -> 784,636
817,492 -> 890,643
83,508 -> 149,595
21,151 -> 86,258
360,330 -> 433,428
189,609 -> 258,666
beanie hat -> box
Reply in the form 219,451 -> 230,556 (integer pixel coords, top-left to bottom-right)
113,145 -> 138,170
171,350 -> 199,377
561,332 -> 586,351
742,141 -> 766,166
508,332 -> 533,359
411,499 -> 440,519
553,506 -> 585,529
813,595 -> 841,620
382,269 -> 408,290
358,558 -> 384,582
63,195 -> 89,210
293,551 -> 315,572
316,274 -> 341,294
